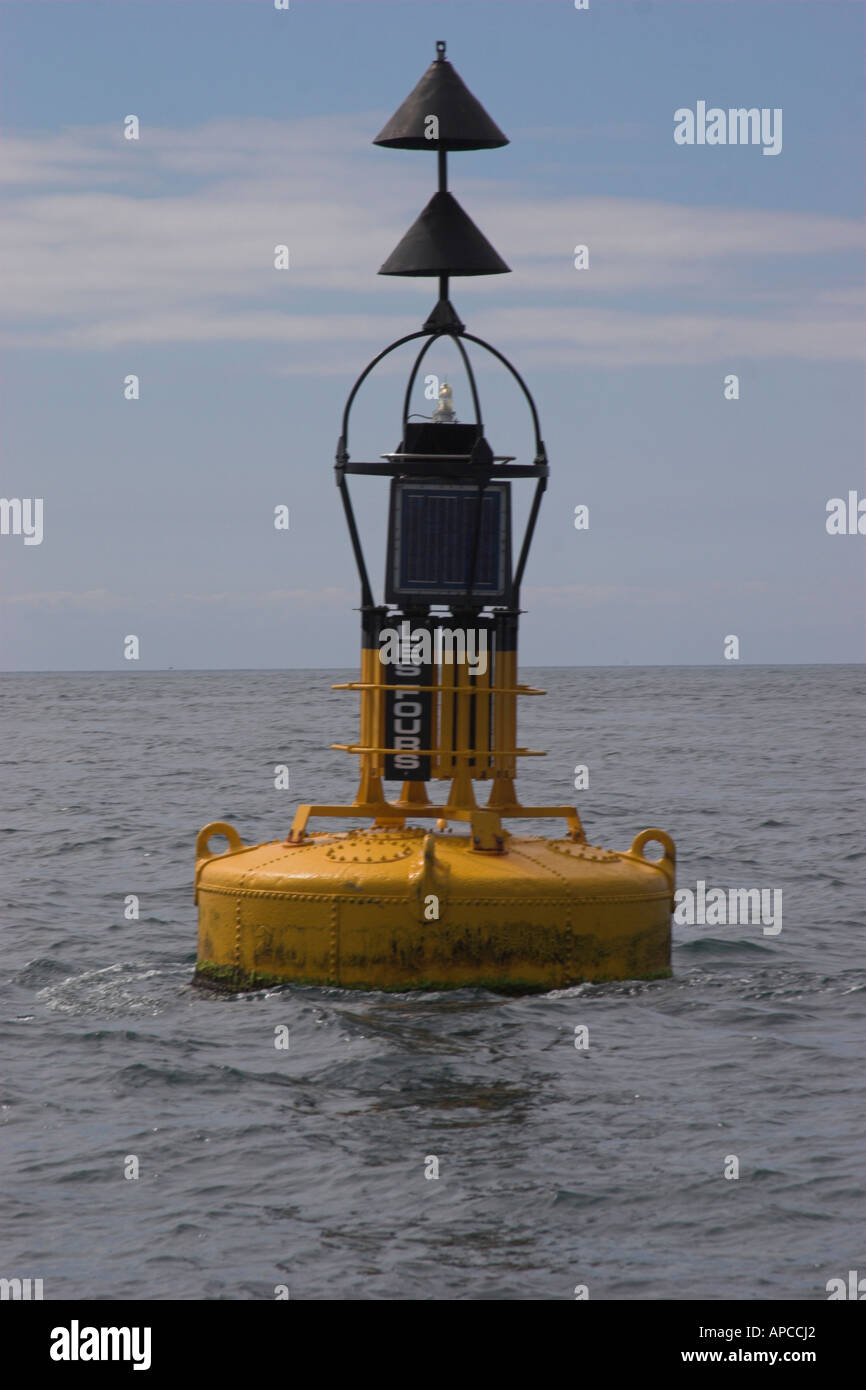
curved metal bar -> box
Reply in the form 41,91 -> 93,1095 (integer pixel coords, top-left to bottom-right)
401,334 -> 439,434
458,334 -> 548,604
336,471 -> 374,609
401,332 -> 484,439
460,332 -> 544,456
512,477 -> 546,599
450,335 -> 484,437
341,329 -> 431,450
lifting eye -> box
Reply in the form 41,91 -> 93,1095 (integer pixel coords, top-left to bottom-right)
629,829 -> 676,870
195,821 -> 244,861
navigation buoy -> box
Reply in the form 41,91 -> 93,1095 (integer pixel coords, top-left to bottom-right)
194,41 -> 675,993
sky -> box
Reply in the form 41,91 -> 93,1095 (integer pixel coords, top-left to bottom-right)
0,0 -> 863,670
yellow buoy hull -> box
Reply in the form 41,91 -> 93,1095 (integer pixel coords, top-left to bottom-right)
194,823 -> 675,993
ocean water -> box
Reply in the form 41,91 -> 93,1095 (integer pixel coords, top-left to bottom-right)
1,665 -> 863,1301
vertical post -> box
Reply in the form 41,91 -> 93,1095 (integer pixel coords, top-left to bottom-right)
356,607 -> 386,805
490,612 -> 518,781
438,140 -> 448,319
453,609 -> 473,775
472,617 -> 492,777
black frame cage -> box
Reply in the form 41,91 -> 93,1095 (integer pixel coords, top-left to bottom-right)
334,325 -> 549,616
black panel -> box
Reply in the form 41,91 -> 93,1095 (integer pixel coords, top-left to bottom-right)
385,480 -> 512,604
384,659 -> 432,780
400,422 -> 481,457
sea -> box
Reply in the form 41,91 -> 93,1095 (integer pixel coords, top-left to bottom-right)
1,665 -> 863,1301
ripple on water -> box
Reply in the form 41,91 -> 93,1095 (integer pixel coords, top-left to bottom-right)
0,665 -> 863,1299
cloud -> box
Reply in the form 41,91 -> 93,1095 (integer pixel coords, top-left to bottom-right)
473,303 -> 865,367
1,586 -> 355,613
0,117 -> 861,367
524,579 -> 774,608
2,588 -> 128,612
182,588 -> 354,608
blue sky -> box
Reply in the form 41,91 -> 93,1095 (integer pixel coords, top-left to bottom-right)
0,0 -> 863,669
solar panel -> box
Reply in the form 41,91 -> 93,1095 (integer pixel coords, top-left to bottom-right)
385,480 -> 512,603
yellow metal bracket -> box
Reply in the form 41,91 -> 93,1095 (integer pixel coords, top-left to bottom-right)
286,797 -> 584,849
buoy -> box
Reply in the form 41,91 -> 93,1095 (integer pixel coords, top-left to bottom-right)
194,40 -> 675,993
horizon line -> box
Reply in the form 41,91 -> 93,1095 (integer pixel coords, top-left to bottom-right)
1,661 -> 863,676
